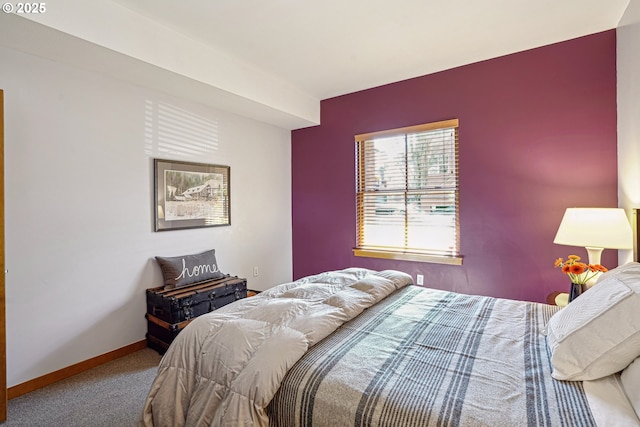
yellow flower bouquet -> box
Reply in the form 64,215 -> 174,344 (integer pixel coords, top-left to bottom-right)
554,255 -> 608,285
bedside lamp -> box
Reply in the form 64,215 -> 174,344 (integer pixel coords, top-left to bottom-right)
553,207 -> 633,266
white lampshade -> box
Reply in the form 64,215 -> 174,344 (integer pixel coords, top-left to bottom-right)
554,208 -> 633,249
554,208 -> 633,265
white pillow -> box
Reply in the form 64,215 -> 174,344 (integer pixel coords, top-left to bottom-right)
545,262 -> 640,381
622,357 -> 640,419
596,260 -> 640,285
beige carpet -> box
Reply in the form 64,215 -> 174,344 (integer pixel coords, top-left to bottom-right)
6,348 -> 162,426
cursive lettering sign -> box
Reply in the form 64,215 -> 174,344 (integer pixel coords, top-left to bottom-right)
174,258 -> 220,281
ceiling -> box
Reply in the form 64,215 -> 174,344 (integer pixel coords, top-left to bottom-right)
110,0 -> 630,100
0,0 -> 631,129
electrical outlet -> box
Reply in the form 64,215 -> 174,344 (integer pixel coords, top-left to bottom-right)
416,274 -> 424,286
253,266 -> 259,277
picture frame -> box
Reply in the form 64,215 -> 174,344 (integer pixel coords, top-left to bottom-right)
154,159 -> 230,231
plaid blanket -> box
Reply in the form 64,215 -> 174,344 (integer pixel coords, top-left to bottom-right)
268,286 -> 596,427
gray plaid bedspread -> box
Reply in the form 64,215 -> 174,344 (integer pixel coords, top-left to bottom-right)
268,285 -> 596,427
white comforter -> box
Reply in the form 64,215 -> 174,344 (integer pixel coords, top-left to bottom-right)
139,268 -> 413,427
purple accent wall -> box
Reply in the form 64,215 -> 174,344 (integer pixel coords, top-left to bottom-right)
291,31 -> 618,303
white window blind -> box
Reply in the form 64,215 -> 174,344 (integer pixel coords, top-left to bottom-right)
355,119 -> 460,260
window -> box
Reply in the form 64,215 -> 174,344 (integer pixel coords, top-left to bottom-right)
354,119 -> 461,265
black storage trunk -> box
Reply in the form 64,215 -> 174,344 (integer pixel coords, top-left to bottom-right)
145,313 -> 191,354
146,275 -> 248,354
147,334 -> 171,355
146,275 -> 247,324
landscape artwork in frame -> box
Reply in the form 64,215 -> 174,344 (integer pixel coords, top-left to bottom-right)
154,159 -> 230,231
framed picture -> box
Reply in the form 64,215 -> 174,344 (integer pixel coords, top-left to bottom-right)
154,159 -> 230,231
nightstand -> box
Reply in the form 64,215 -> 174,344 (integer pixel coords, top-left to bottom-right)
546,291 -> 569,307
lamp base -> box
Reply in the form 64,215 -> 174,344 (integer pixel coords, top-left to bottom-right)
584,273 -> 601,290
584,246 -> 605,289
585,246 -> 604,265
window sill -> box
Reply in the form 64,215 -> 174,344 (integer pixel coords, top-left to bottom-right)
353,248 -> 463,265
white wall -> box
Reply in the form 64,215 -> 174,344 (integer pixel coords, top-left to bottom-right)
1,46 -> 292,387
617,0 -> 640,263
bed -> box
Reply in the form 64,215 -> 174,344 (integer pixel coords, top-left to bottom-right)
139,265 -> 640,426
